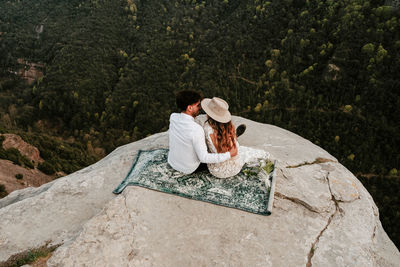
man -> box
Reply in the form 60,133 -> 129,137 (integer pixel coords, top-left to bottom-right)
168,90 -> 237,174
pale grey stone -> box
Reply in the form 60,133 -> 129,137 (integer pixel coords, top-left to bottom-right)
326,163 -> 360,202
311,175 -> 395,267
0,180 -> 55,209
0,132 -> 168,263
278,164 -> 334,214
0,117 -> 399,266
48,186 -> 327,267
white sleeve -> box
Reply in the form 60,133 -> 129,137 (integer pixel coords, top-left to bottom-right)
192,127 -> 231,164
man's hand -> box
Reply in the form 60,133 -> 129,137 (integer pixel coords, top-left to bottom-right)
229,144 -> 238,158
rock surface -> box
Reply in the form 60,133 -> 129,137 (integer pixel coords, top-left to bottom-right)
0,116 -> 399,266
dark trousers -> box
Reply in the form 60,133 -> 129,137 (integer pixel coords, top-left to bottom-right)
193,163 -> 208,173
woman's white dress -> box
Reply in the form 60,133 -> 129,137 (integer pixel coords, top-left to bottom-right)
203,122 -> 270,178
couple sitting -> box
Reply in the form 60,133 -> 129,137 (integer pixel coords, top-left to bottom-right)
168,90 -> 247,179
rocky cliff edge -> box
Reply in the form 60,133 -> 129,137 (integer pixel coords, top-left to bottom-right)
0,116 -> 399,266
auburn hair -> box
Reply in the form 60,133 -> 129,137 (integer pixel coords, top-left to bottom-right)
207,116 -> 236,153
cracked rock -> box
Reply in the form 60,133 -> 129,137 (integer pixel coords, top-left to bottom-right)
48,186 -> 328,266
311,176 -> 397,266
326,163 -> 360,202
278,164 -> 334,214
0,116 -> 398,266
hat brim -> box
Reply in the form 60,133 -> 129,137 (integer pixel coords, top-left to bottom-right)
201,98 -> 231,123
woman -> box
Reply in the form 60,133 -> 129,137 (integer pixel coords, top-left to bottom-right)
200,97 -> 244,178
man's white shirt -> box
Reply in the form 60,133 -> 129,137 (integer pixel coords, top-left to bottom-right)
168,113 -> 230,174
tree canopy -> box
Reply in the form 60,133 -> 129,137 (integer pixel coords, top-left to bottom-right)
0,0 -> 399,247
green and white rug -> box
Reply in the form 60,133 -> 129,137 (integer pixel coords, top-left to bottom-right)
113,148 -> 277,215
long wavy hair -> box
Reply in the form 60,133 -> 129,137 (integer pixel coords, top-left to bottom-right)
206,116 -> 236,153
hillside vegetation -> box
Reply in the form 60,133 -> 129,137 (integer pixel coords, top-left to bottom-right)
0,0 -> 399,247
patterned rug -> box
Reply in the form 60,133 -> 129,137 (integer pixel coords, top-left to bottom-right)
113,148 -> 276,215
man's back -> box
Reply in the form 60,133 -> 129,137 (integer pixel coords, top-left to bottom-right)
168,113 -> 203,174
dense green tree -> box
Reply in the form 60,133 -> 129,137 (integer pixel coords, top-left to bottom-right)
0,0 -> 399,247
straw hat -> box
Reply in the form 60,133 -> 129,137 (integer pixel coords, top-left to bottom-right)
201,97 -> 231,123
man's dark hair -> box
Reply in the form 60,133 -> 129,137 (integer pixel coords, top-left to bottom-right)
176,90 -> 203,111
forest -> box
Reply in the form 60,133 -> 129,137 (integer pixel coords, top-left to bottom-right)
0,0 -> 399,248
